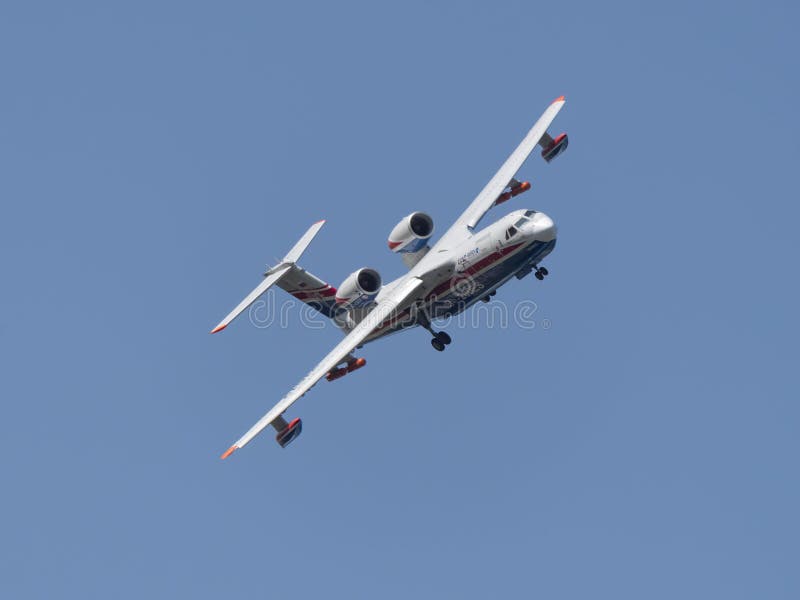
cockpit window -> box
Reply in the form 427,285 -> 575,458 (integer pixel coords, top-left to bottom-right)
505,225 -> 518,240
515,218 -> 528,228
524,210 -> 537,218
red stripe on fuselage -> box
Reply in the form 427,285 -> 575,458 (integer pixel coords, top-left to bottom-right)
289,286 -> 337,300
426,242 -> 524,299
369,242 -> 528,336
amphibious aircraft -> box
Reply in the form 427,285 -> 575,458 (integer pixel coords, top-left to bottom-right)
212,96 -> 569,458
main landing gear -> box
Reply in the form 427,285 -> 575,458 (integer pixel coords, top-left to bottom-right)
534,266 -> 549,281
414,302 -> 453,352
430,331 -> 451,352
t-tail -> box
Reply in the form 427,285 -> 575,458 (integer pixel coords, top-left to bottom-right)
210,220 -> 328,334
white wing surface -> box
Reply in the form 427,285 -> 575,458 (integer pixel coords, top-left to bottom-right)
221,275 -> 424,458
432,96 -> 565,251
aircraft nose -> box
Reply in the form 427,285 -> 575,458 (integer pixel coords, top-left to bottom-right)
531,212 -> 557,242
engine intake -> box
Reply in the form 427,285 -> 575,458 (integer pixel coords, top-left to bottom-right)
335,268 -> 382,308
388,212 -> 434,253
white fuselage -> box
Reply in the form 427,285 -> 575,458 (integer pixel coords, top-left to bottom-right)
362,208 -> 557,341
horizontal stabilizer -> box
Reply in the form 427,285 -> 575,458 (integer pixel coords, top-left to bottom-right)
210,264 -> 291,333
210,220 -> 326,333
282,220 -> 325,265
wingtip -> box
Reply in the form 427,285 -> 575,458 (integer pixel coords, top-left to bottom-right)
552,95 -> 565,104
221,445 -> 238,460
314,219 -> 326,225
210,323 -> 227,334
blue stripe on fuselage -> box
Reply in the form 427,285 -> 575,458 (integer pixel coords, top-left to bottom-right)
364,238 -> 556,341
429,238 -> 556,318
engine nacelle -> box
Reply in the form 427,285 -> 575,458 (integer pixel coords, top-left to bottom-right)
387,212 -> 434,253
335,268 -> 382,308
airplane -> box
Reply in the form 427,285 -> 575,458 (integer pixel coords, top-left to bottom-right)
212,95 -> 569,458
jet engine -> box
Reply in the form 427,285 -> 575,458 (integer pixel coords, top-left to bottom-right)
387,212 -> 434,253
335,268 -> 382,308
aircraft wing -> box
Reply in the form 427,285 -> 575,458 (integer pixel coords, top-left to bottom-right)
432,96 -> 565,251
221,275 -> 424,458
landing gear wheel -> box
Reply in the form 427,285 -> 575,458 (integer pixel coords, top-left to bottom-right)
539,267 -> 548,276
481,296 -> 490,303
535,271 -> 544,281
431,338 -> 446,352
436,331 -> 452,345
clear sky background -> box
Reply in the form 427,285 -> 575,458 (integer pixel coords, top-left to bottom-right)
1,1 -> 798,598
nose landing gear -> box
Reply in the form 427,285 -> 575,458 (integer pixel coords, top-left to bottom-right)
534,266 -> 549,281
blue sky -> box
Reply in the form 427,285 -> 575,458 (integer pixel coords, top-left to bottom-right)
1,1 -> 798,598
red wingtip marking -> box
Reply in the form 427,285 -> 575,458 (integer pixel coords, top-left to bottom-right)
210,324 -> 227,334
221,445 -> 238,460
314,219 -> 326,225
552,95 -> 565,104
